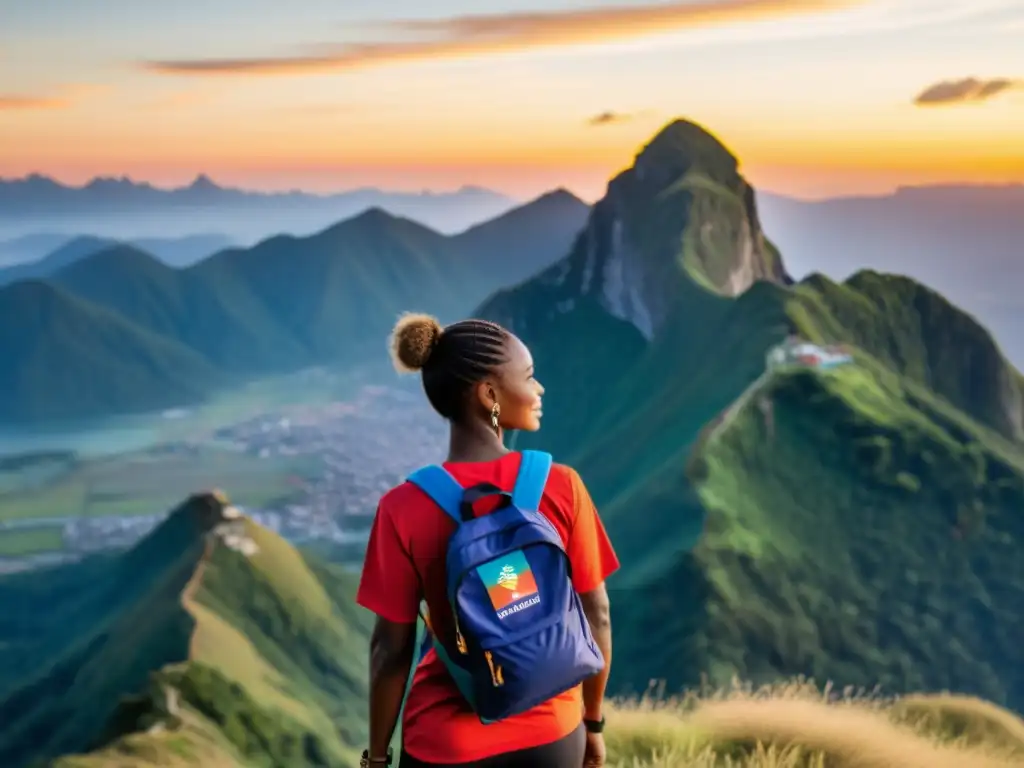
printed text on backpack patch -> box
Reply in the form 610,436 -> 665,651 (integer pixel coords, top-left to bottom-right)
476,550 -> 540,619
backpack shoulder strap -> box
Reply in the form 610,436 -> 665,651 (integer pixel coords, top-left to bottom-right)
511,450 -> 553,511
407,465 -> 463,524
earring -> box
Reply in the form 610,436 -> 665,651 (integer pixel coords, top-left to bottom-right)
490,403 -> 501,436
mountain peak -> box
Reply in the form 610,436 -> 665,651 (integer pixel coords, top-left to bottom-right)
316,205 -> 429,241
470,187 -> 588,228
351,205 -> 397,222
84,175 -> 136,189
535,187 -> 586,206
634,119 -> 739,182
481,118 -> 789,341
188,173 -> 219,191
171,488 -> 244,533
53,242 -> 168,282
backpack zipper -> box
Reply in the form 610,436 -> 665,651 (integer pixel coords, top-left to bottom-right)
484,651 -> 504,687
452,612 -> 502,687
453,614 -> 469,655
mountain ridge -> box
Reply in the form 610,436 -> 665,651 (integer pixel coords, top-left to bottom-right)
0,233 -> 236,275
0,490 -> 371,768
755,184 -> 1024,370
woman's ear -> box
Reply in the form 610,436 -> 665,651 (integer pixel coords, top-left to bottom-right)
474,380 -> 498,411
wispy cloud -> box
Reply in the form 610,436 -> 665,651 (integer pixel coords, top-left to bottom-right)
0,84 -> 110,112
587,110 -> 640,126
0,94 -> 68,111
914,77 -> 1021,106
140,0 -> 855,77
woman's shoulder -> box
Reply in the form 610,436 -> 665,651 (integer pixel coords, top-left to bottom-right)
542,462 -> 585,514
549,461 -> 581,480
548,461 -> 587,491
377,478 -> 427,515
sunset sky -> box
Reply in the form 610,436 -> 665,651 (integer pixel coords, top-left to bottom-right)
1,0 -> 1022,201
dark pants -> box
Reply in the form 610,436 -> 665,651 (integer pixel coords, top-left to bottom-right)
399,723 -> 586,768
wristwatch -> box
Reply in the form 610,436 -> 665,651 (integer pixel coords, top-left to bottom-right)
360,748 -> 393,767
583,714 -> 606,734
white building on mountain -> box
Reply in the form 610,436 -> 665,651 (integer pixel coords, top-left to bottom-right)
767,336 -> 854,371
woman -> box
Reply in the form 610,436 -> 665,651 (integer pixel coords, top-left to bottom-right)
356,313 -> 619,768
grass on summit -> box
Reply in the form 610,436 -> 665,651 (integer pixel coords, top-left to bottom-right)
605,678 -> 1024,767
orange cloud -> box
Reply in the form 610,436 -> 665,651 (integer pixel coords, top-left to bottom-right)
0,94 -> 68,111
0,83 -> 109,111
914,77 -> 1021,106
142,0 -> 855,77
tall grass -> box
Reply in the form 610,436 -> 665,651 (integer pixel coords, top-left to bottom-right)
605,678 -> 1024,767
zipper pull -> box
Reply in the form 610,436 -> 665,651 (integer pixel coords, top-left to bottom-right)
484,651 -> 504,687
454,615 -> 468,655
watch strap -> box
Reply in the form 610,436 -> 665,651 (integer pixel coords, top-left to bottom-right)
360,748 -> 393,767
583,714 -> 606,734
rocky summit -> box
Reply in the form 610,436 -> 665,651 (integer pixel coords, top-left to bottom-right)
486,119 -> 789,344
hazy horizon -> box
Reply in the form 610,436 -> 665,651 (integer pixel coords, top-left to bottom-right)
2,167 -> 1023,207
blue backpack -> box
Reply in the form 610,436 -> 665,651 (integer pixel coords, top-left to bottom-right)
407,450 -> 605,724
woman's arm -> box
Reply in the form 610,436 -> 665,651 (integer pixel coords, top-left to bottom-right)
367,617 -> 417,761
356,497 -> 422,763
580,582 -> 612,721
563,465 -> 620,724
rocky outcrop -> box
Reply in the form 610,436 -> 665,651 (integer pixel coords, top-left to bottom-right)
482,119 -> 790,342
181,489 -> 259,556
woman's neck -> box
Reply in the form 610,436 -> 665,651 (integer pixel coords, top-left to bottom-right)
446,419 -> 510,464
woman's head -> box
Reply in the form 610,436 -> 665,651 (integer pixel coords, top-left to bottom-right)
388,312 -> 544,433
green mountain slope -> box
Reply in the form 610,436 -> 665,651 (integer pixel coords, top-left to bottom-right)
450,188 -> 589,288
0,281 -> 221,423
50,244 -> 307,371
789,271 -> 1024,441
653,360 -> 1024,699
478,118 -> 1024,711
1,191 -> 587,425
0,236 -> 115,287
0,492 -> 370,768
191,208 -> 469,364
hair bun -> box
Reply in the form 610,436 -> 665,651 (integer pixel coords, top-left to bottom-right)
389,312 -> 443,373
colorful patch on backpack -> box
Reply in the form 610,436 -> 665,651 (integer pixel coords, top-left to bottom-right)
477,550 -> 540,619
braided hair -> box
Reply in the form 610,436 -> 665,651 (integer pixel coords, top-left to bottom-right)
388,312 -> 510,421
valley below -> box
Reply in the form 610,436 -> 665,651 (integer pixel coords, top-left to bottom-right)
0,367 -> 447,574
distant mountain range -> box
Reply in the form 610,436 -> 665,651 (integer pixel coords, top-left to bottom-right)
0,189 -> 589,424
478,119 -> 1024,712
4,173 -> 1018,369
0,173 -> 520,241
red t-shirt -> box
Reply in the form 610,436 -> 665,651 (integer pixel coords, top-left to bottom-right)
356,451 -> 620,763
